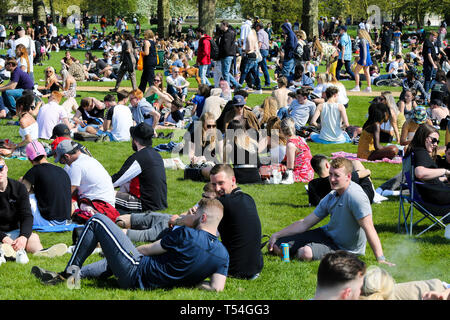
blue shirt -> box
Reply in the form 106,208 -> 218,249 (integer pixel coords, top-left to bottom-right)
192,95 -> 206,117
10,67 -> 34,90
339,33 -> 352,61
137,226 -> 229,290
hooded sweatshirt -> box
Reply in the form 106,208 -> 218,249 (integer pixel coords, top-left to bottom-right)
197,34 -> 212,65
281,22 -> 298,60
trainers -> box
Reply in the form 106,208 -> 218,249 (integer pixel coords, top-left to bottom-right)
66,265 -> 81,290
16,249 -> 29,264
349,86 -> 360,92
253,89 -> 263,94
1,243 -> 16,260
34,243 -> 68,258
31,266 -> 67,285
0,248 -> 6,266
281,170 -> 294,185
363,87 -> 372,93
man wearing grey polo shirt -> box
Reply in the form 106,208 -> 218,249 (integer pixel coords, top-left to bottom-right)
268,157 -> 394,266
255,22 -> 271,87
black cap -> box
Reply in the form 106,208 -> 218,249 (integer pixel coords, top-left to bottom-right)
15,26 -> 25,33
51,123 -> 70,139
130,122 -> 154,142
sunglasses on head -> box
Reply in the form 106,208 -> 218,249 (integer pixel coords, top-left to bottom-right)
430,137 -> 440,145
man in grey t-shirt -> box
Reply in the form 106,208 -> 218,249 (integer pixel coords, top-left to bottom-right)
288,87 -> 316,130
267,157 -> 394,266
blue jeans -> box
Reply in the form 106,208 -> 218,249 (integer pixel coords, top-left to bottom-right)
167,85 -> 188,99
221,56 -> 240,88
68,214 -> 143,289
199,64 -> 211,86
2,89 -> 24,114
239,58 -> 261,90
96,130 -> 117,141
423,64 -> 435,93
336,59 -> 355,80
373,73 -> 395,85
0,96 -> 9,116
259,49 -> 271,86
277,107 -> 289,120
282,58 -> 295,79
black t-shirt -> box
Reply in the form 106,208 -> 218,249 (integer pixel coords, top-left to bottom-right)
430,82 -> 449,102
381,29 -> 393,47
217,188 -> 263,279
0,178 -> 33,242
23,163 -> 72,221
422,39 -> 437,65
111,146 -> 167,212
410,147 -> 450,205
436,155 -> 450,170
308,172 -> 374,206
78,106 -> 105,124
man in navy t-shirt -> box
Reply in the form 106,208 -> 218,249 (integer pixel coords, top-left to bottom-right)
0,57 -> 34,115
31,198 -> 229,292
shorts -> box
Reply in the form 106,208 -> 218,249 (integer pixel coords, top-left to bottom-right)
4,229 -> 20,240
77,124 -> 100,132
275,228 -> 339,260
0,37 -> 5,43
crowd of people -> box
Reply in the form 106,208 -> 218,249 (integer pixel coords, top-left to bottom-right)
0,14 -> 449,300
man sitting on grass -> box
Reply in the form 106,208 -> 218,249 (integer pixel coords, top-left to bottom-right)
268,157 -> 394,266
31,198 -> 229,292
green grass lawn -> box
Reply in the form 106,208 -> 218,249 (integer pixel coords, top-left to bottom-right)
0,37 -> 448,301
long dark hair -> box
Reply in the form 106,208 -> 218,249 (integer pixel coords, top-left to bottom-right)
363,103 -> 390,130
123,31 -> 136,49
406,124 -> 438,159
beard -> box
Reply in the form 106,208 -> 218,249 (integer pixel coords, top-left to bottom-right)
192,216 -> 202,229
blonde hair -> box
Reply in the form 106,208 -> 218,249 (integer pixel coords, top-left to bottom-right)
260,96 -> 278,126
381,91 -> 399,116
358,29 -> 373,46
329,157 -> 353,174
280,117 -> 296,137
200,112 -> 218,149
45,66 -> 57,86
144,29 -> 155,40
317,73 -> 328,84
360,266 -> 395,300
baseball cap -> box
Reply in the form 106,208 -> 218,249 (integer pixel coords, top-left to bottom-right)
26,140 -> 46,161
412,106 -> 427,124
51,123 -> 71,139
54,139 -> 78,163
15,26 -> 25,33
130,122 -> 154,142
339,25 -> 347,32
231,95 -> 246,106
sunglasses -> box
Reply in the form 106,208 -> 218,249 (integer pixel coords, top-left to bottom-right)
206,124 -> 216,128
234,105 -> 244,108
154,79 -> 161,82
429,137 -> 440,145
0,165 -> 5,172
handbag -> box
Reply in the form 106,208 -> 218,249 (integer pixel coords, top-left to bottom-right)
137,51 -> 144,71
256,50 -> 262,63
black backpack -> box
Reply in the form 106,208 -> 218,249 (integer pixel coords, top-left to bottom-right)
293,42 -> 304,60
302,43 -> 311,61
209,39 -> 220,60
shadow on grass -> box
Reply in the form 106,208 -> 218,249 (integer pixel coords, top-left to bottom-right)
377,222 -> 450,244
269,202 -> 311,209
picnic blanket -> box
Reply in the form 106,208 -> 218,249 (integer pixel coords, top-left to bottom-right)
331,151 -> 402,164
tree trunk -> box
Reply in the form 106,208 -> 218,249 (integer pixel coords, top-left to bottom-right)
199,0 -> 216,36
33,0 -> 46,23
301,0 -> 318,40
49,0 -> 56,24
158,0 -> 170,38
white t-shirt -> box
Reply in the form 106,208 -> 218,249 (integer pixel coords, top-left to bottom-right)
166,75 -> 188,88
13,36 -> 35,72
37,101 -> 68,139
0,24 -> 6,37
68,153 -> 115,206
389,60 -> 399,75
107,104 -> 133,141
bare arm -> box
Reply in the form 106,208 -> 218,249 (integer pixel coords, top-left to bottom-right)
197,273 -> 227,292
310,103 -> 322,127
136,239 -> 167,256
339,104 -> 349,128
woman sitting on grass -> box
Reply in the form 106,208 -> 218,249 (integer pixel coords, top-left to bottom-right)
279,117 -> 314,184
144,73 -> 174,110
357,103 -> 399,161
60,68 -> 79,116
399,106 -> 433,146
0,94 -> 39,158
40,66 -> 60,96
309,86 -> 350,144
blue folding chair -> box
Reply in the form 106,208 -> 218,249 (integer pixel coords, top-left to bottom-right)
398,152 -> 450,236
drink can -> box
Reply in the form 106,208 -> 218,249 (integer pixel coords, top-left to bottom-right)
281,243 -> 290,262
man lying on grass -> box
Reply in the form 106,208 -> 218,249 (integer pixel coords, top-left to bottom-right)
268,157 -> 394,267
31,198 -> 229,292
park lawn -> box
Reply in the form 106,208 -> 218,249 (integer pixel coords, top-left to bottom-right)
0,85 -> 449,300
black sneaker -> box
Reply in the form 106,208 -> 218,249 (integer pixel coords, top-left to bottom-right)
31,266 -> 66,285
164,132 -> 174,140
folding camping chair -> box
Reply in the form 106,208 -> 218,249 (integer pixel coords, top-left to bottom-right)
398,152 -> 450,236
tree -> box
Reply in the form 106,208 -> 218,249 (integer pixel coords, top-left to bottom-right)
33,0 -> 46,22
158,0 -> 170,38
301,0 -> 318,40
0,0 -> 11,18
199,0 -> 216,35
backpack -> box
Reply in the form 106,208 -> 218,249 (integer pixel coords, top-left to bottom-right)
209,39 -> 220,60
293,42 -> 304,60
302,43 -> 311,62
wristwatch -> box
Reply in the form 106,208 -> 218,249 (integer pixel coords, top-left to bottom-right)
377,255 -> 386,261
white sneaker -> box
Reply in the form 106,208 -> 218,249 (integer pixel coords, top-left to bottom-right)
16,249 -> 29,264
66,265 -> 81,290
253,89 -> 263,94
0,248 -> 6,266
34,243 -> 68,258
349,86 -> 360,92
363,87 -> 372,92
281,170 -> 294,185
